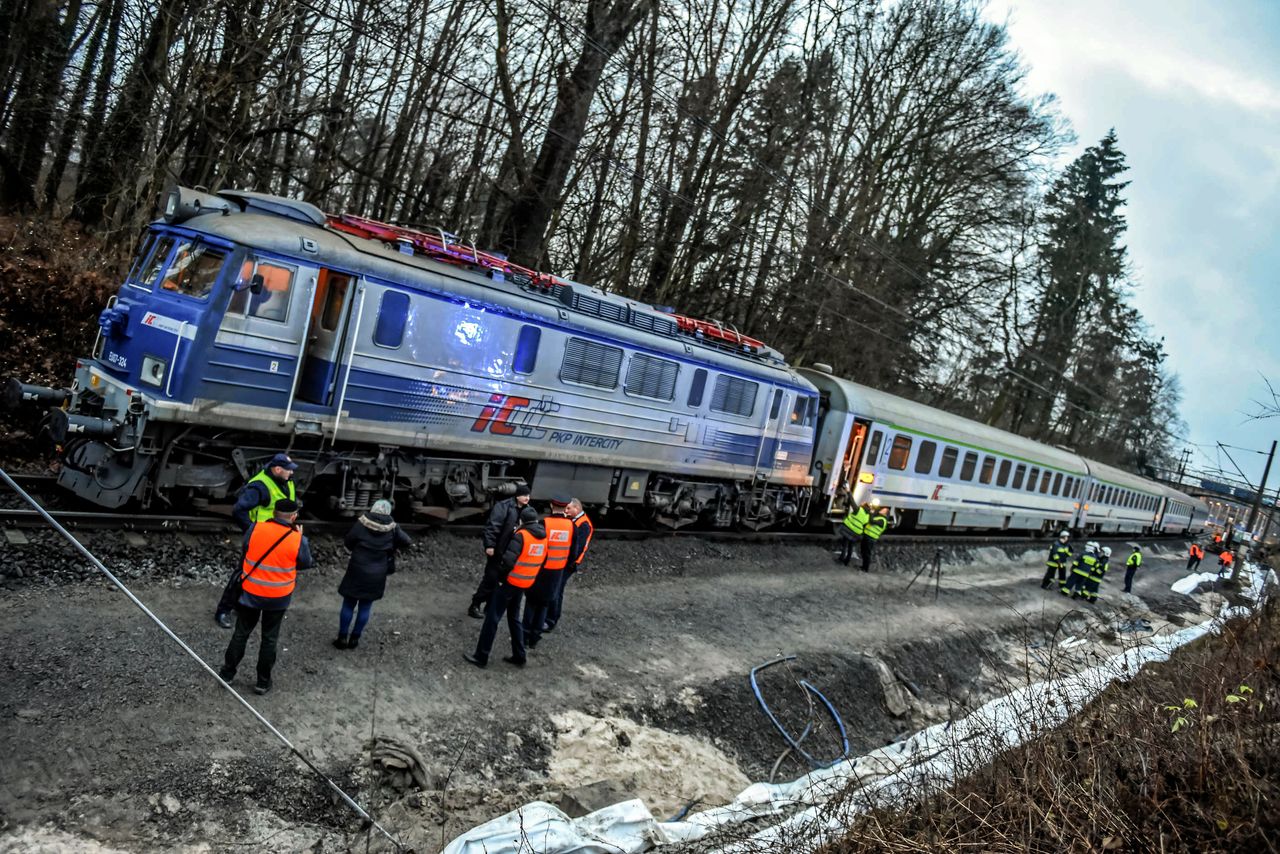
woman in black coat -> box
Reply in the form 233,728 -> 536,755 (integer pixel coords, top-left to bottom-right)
334,500 -> 411,649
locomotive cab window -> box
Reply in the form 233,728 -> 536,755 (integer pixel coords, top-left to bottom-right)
160,240 -> 224,300
138,235 -> 177,287
561,337 -> 623,389
938,447 -> 958,478
980,456 -> 995,484
624,353 -> 678,401
887,435 -> 912,470
997,459 -> 1011,487
914,440 -> 937,474
960,451 -> 978,482
790,396 -> 812,426
710,375 -> 758,417
769,389 -> 784,419
228,258 -> 296,322
865,430 -> 884,465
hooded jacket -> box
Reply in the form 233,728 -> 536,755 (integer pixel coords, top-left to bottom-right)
483,498 -> 523,553
338,512 -> 412,601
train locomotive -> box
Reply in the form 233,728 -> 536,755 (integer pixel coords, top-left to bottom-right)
6,185 -> 1208,536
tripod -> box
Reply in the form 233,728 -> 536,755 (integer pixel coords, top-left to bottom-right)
905,547 -> 944,601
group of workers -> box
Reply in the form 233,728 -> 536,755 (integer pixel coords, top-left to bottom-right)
1184,533 -> 1236,578
1041,531 -> 1143,601
835,501 -> 893,571
209,454 -> 594,694
462,485 -> 594,668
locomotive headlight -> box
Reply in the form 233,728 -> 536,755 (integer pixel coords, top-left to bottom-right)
859,472 -> 874,484
141,355 -> 167,387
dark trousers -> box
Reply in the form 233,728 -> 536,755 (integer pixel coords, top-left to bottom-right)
1041,564 -> 1066,587
545,566 -> 576,630
522,571 -> 562,647
1123,567 -> 1137,592
859,537 -> 876,571
223,605 -> 286,682
1186,556 -> 1201,571
838,535 -> 859,565
1062,572 -> 1088,597
474,582 -> 525,664
215,566 -> 241,617
470,554 -> 506,608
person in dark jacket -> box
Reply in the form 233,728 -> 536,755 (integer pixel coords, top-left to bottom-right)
467,484 -> 531,618
215,453 -> 300,629
464,506 -> 545,668
333,499 -> 411,650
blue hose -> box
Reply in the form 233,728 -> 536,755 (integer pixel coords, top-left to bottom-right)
750,656 -> 850,770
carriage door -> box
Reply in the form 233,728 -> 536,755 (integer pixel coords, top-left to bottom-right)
839,421 -> 870,495
296,269 -> 355,406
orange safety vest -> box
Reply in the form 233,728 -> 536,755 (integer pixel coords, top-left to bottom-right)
1214,534 -> 1223,544
1190,544 -> 1204,559
543,515 -> 574,570
572,512 -> 593,565
506,530 -> 547,588
1220,551 -> 1234,565
240,521 -> 302,600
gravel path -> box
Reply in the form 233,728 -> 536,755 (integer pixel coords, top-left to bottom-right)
0,530 -> 1203,852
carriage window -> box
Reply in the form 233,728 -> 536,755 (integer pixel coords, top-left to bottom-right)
1052,473 -> 1063,495
960,451 -> 978,482
710,375 -> 758,417
160,240 -> 224,300
513,325 -> 541,375
372,290 -> 410,347
319,272 -> 352,331
865,430 -> 883,465
561,337 -> 623,388
1063,476 -> 1073,497
688,368 -> 707,407
980,456 -> 995,484
1012,464 -> 1026,489
1039,471 -> 1051,493
914,441 -> 937,474
997,459 -> 1011,487
938,447 -> 959,478
625,353 -> 679,401
887,435 -> 912,470
1025,466 -> 1040,491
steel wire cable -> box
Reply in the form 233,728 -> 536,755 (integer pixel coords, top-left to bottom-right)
0,469 -> 404,852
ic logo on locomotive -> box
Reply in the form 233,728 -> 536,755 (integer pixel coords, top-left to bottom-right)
471,393 -> 559,439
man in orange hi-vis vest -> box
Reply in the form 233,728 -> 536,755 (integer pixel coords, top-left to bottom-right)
1186,542 -> 1204,571
522,496 -> 575,650
1217,549 -> 1234,578
544,497 -> 594,634
465,506 -> 545,668
219,499 -> 313,695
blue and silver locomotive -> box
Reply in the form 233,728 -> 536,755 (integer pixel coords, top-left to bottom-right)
6,187 -> 819,527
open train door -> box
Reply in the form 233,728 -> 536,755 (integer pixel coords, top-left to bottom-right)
823,416 -> 870,516
296,269 -> 357,406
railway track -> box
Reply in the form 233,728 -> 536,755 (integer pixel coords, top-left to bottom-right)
0,502 -> 1185,550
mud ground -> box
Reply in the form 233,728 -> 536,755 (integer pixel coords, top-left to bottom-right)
0,532 -> 1211,852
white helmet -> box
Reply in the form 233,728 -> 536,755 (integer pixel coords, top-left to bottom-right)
1058,531 -> 1070,541
1102,547 -> 1112,557
1086,541 -> 1101,553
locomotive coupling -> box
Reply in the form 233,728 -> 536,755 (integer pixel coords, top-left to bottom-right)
46,409 -> 119,443
3,378 -> 70,411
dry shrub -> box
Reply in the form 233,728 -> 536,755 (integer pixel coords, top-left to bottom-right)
818,601 -> 1280,854
0,216 -> 118,463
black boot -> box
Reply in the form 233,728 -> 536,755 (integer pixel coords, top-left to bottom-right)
332,635 -> 349,650
347,635 -> 360,650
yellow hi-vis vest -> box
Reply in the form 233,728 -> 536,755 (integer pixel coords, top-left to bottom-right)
865,514 -> 889,540
843,506 -> 870,535
247,470 -> 297,523
1126,552 -> 1142,568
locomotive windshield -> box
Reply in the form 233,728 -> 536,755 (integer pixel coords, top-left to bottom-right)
159,239 -> 225,299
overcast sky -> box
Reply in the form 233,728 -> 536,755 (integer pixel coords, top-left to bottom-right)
987,0 -> 1280,490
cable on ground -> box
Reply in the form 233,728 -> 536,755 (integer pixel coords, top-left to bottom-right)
0,469 -> 405,853
750,655 -> 850,774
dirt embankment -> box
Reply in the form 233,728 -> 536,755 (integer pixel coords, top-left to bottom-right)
0,532 -> 1211,853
